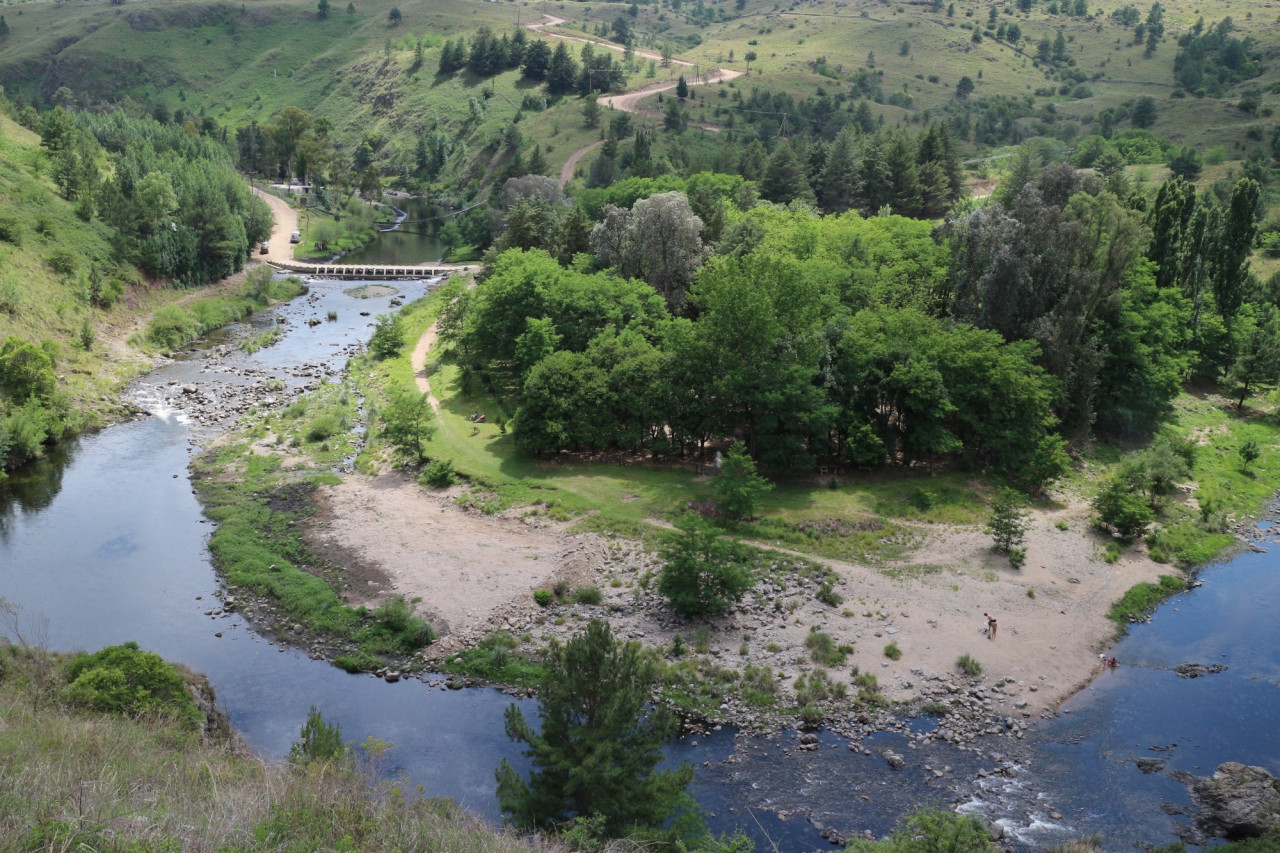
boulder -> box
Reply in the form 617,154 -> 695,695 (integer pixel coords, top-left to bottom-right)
1187,762 -> 1280,840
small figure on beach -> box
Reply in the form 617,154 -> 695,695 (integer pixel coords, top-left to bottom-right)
1108,657 -> 1118,669
984,612 -> 997,639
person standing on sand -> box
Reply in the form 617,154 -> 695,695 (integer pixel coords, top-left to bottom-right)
985,613 -> 997,639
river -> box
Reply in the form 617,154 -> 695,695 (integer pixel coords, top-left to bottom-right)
1,277 -> 1278,851
340,198 -> 447,266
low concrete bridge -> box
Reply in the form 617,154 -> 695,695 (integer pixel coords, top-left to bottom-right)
269,261 -> 476,280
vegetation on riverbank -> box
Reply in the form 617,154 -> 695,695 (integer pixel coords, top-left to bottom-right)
0,634 -> 568,853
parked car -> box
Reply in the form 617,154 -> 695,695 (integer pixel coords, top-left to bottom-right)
259,241 -> 270,254
289,231 -> 301,244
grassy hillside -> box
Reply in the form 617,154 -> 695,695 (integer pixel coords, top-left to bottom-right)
0,641 -> 557,853
1,0 -> 1274,190
0,111 -> 145,422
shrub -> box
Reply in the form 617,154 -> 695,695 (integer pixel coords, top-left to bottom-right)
817,582 -> 842,607
712,441 -> 772,521
884,641 -> 902,661
1092,477 -> 1154,540
422,458 -> 457,488
805,628 -> 852,667
1109,574 -> 1186,624
64,642 -> 201,730
289,705 -> 345,763
533,589 -> 554,607
956,653 -> 982,677
146,304 -> 201,350
572,586 -> 603,606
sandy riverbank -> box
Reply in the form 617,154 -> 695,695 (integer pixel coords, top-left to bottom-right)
299,317 -> 1173,725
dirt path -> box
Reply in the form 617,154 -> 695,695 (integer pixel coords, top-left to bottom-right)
250,187 -> 300,264
523,14 -> 692,66
559,139 -> 604,188
555,68 -> 744,186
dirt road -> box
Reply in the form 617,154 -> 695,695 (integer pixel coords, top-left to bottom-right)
523,14 -> 692,66
250,187 -> 300,264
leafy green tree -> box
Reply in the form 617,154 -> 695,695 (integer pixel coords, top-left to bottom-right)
1131,95 -> 1157,128
1092,477 -> 1155,539
388,6 -> 402,25
1240,439 -> 1261,472
985,490 -> 1030,554
368,313 -> 405,359
955,76 -> 975,99
659,515 -> 756,616
1167,146 -> 1202,181
381,389 -> 435,463
495,620 -> 694,835
289,705 -> 345,763
1228,303 -> 1280,409
316,0 -> 330,18
713,441 -> 773,521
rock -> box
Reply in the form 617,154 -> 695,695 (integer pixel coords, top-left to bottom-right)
883,750 -> 905,770
800,733 -> 819,745
1174,662 -> 1229,678
1186,762 -> 1280,840
1137,757 -> 1166,774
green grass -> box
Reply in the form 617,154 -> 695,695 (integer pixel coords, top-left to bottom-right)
1109,574 -> 1188,625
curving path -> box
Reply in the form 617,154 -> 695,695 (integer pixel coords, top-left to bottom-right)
523,14 -> 692,67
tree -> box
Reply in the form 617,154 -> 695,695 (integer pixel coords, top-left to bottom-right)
495,620 -> 694,835
713,441 -> 772,521
387,6 -> 401,25
289,706 -> 345,763
744,50 -> 757,70
955,76 -> 975,99
1131,95 -> 1157,128
1240,439 -> 1261,473
589,191 -> 708,310
1167,146 -> 1202,181
582,95 -> 601,128
368,313 -> 404,359
1092,477 -> 1154,540
381,389 -> 435,463
546,41 -> 578,95
1228,303 -> 1280,409
316,0 -> 330,18
985,490 -> 1030,557
659,515 -> 756,616
676,75 -> 689,99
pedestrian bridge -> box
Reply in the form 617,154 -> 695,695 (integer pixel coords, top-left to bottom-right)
269,261 -> 476,280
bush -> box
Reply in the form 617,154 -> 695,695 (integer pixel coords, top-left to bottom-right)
712,441 -> 772,521
817,582 -> 843,607
884,641 -> 902,661
64,642 -> 201,730
289,705 -> 345,763
146,304 -> 201,350
956,653 -> 982,677
422,458 -> 457,487
1109,574 -> 1186,624
572,586 -> 603,605
805,628 -> 852,667
533,589 -> 554,607
1092,477 -> 1154,540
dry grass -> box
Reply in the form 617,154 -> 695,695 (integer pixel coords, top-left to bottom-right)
0,651 -> 558,853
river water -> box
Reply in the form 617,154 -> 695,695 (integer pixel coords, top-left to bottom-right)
2,278 -> 1278,850
340,198 -> 447,266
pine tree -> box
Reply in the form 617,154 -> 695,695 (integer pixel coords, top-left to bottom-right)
761,143 -> 813,204
818,125 -> 861,214
495,620 -> 694,835
546,41 -> 578,95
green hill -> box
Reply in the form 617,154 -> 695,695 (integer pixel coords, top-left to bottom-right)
1,0 -> 1274,194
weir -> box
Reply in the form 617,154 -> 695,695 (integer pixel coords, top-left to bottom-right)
268,261 -> 475,280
